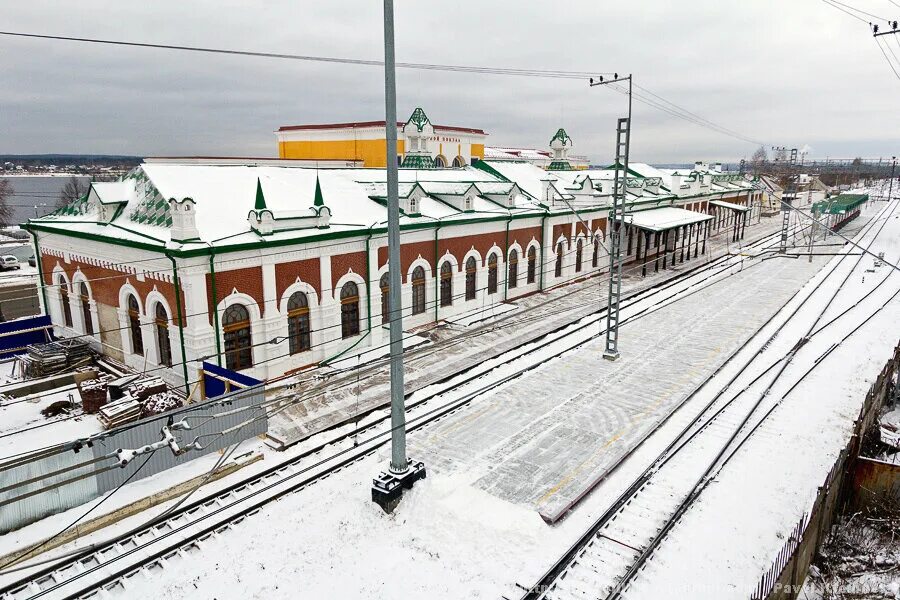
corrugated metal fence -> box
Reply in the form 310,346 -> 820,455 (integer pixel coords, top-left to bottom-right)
750,340 -> 900,599
0,384 -> 267,533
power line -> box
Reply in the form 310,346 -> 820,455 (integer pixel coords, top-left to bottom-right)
882,31 -> 900,66
0,29 -> 777,150
0,31 -> 613,80
827,0 -> 892,20
875,36 -> 900,79
604,82 -> 767,146
631,83 -> 767,146
822,0 -> 872,23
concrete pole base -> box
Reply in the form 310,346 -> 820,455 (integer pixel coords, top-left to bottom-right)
371,459 -> 427,514
602,350 -> 620,361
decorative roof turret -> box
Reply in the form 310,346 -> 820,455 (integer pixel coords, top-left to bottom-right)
548,128 -> 574,171
254,178 -> 267,210
313,175 -> 325,207
402,107 -> 437,169
550,128 -> 572,147
407,107 -> 430,132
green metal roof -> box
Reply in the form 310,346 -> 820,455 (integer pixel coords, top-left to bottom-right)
812,193 -> 868,215
548,161 -> 573,171
401,154 -> 435,169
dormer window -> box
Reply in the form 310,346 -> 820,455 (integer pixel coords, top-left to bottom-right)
464,197 -> 473,211
409,196 -> 419,214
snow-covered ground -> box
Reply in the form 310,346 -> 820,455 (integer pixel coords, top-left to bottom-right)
621,198 -> 900,599
99,202 -> 897,599
0,265 -> 38,288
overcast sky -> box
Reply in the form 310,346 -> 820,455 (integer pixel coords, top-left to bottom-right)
0,1 -> 897,163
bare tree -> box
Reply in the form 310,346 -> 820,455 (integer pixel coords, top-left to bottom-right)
0,179 -> 13,228
750,146 -> 768,175
57,176 -> 88,209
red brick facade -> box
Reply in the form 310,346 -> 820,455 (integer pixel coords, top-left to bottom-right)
275,258 -> 320,303
43,255 -> 185,325
330,251 -> 367,292
206,265 -> 264,321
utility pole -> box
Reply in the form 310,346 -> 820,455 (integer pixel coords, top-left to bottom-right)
807,204 -> 817,263
779,148 -> 797,254
888,156 -> 897,202
589,74 -> 632,360
371,0 -> 425,514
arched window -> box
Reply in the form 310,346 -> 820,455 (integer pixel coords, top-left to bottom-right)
575,239 -> 584,273
380,273 -> 390,325
127,294 -> 143,356
223,304 -> 252,369
487,254 -> 498,294
287,292 -> 311,354
78,282 -> 93,335
411,266 -> 426,315
434,155 -> 447,168
592,237 -> 600,268
527,246 -> 537,284
440,262 -> 453,307
340,282 -> 360,338
58,275 -> 72,328
555,242 -> 564,277
465,257 -> 477,300
508,249 -> 519,289
452,156 -> 466,168
409,196 -> 419,215
155,303 -> 172,367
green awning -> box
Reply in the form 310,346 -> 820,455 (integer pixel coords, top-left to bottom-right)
812,193 -> 868,215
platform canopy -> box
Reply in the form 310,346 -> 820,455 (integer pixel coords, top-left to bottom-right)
709,199 -> 750,213
813,193 -> 868,215
616,206 -> 713,233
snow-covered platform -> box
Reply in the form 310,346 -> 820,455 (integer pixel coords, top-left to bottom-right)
266,215 -> 790,449
117,199 -> 900,600
408,241 -> 846,522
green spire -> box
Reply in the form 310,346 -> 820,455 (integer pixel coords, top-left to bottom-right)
407,107 -> 429,132
313,175 -> 324,207
254,178 -> 267,210
550,128 -> 571,145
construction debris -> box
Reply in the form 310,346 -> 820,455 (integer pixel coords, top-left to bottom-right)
19,340 -> 92,379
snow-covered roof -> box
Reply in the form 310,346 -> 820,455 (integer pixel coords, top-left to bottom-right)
617,206 -> 713,232
709,200 -> 751,212
29,160 -> 571,251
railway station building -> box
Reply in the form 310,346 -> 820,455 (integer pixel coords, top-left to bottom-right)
25,111 -> 764,385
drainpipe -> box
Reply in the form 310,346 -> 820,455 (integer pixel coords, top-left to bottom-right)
539,211 -> 548,292
208,249 -> 223,367
503,212 -> 512,300
31,229 -> 49,314
365,227 -> 373,334
165,252 -> 191,397
433,219 -> 442,320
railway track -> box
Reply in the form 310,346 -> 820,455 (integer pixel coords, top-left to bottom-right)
0,219 -> 819,600
520,195 -> 898,600
267,219 -> 800,409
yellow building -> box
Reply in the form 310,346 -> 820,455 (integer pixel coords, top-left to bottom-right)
276,108 -> 486,168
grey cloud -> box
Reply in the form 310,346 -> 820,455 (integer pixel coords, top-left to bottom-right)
0,0 -> 897,162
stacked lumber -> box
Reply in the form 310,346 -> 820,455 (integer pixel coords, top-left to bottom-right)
98,399 -> 142,429
20,340 -> 93,378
